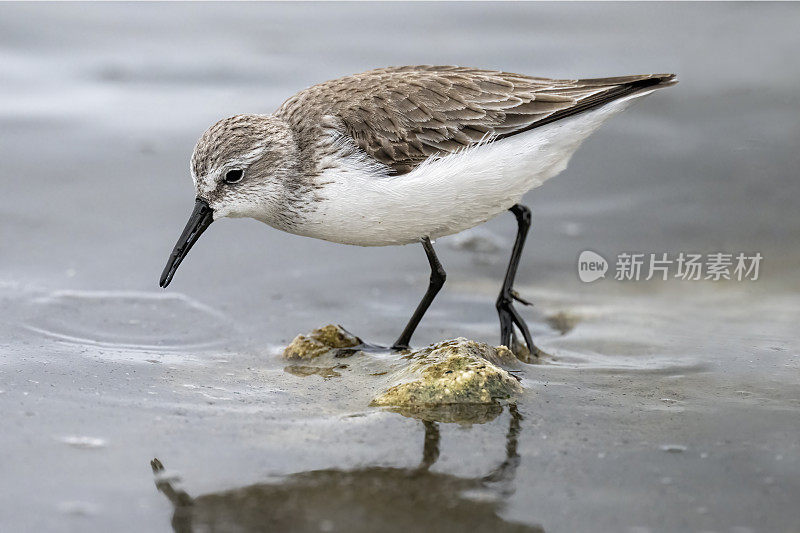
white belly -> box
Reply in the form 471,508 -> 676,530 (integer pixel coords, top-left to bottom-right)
290,94 -> 647,246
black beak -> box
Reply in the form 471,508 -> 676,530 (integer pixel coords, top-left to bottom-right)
159,198 -> 214,288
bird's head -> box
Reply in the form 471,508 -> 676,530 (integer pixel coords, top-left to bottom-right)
159,114 -> 298,288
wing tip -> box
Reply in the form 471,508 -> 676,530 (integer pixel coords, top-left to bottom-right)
627,74 -> 678,95
647,73 -> 678,88
577,73 -> 678,89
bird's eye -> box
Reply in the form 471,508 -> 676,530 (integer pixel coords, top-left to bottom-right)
224,169 -> 244,184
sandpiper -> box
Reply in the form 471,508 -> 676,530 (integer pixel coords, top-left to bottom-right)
159,65 -> 676,358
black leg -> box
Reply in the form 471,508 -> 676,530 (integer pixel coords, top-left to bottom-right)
418,420 -> 441,471
392,237 -> 446,350
496,204 -> 541,359
482,404 -> 523,484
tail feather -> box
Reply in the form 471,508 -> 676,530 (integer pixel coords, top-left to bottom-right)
496,73 -> 676,141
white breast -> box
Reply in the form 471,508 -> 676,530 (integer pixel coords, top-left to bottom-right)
291,93 -> 651,246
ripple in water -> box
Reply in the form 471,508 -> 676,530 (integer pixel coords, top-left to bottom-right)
23,290 -> 232,354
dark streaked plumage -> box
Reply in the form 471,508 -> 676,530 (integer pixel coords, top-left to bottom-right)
276,65 -> 676,175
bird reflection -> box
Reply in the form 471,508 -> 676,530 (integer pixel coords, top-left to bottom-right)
151,405 -> 541,533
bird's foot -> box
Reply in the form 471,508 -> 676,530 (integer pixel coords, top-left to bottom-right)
496,292 -> 542,362
332,341 -> 392,358
509,289 -> 533,306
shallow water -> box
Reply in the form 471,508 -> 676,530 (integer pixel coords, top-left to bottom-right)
1,3 -> 799,532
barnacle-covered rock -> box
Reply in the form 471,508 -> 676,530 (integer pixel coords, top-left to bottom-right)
283,325 -> 361,360
282,327 -> 525,424
370,338 -> 522,423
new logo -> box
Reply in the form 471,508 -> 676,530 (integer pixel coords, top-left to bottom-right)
577,250 -> 608,283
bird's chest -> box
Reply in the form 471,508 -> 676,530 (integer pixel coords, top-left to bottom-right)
289,153 -> 522,246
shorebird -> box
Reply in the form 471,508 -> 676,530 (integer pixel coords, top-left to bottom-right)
159,66 -> 676,359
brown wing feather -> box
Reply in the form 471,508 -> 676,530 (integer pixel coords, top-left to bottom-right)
276,66 -> 676,175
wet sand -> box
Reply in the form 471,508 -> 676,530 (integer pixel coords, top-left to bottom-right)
1,3 -> 799,532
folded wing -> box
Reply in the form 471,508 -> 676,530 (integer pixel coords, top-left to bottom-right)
278,65 -> 676,175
